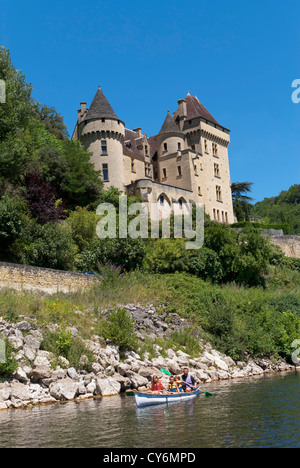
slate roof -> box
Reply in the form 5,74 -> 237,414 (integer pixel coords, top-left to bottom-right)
83,85 -> 119,121
173,94 -> 221,126
159,111 -> 184,135
123,129 -> 144,158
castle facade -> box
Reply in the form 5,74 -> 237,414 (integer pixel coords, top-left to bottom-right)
72,86 -> 234,224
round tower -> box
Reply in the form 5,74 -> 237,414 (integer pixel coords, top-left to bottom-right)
77,85 -> 125,191
156,110 -> 185,158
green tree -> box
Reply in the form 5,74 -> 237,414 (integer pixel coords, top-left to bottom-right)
231,181 -> 254,222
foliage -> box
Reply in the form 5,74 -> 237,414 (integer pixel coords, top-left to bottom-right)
231,181 -> 254,222
67,207 -> 99,252
25,172 -> 66,224
76,237 -> 148,273
251,184 -> 300,235
0,337 -> 18,378
99,307 -> 138,351
0,195 -> 27,255
146,238 -> 191,273
11,219 -> 78,270
41,324 -> 94,371
189,247 -> 223,282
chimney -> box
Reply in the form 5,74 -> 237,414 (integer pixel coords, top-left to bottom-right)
178,99 -> 187,119
78,102 -> 87,123
133,127 -> 142,137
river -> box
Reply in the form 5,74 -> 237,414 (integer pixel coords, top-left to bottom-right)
0,372 -> 299,448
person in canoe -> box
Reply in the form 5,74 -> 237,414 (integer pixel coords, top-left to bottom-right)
151,375 -> 167,393
168,376 -> 179,393
181,368 -> 197,392
175,375 -> 183,392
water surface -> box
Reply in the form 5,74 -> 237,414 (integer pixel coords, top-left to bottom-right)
0,372 -> 299,448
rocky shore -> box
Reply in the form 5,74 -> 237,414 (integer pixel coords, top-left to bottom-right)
0,304 -> 297,411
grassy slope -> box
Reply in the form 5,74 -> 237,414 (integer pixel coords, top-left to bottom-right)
0,265 -> 299,363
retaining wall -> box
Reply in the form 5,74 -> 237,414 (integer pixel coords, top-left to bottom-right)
0,262 -> 97,295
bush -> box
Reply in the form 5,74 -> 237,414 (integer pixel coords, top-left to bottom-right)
146,238 -> 191,274
76,237 -> 147,273
41,324 -> 94,371
0,195 -> 27,256
98,307 -> 138,351
188,247 -> 223,282
11,219 -> 78,270
0,337 -> 18,378
67,207 -> 99,252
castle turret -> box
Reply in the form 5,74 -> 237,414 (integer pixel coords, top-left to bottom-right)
76,85 -> 125,191
156,111 -> 185,157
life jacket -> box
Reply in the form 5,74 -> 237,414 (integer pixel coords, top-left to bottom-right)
152,381 -> 162,391
168,382 -> 177,392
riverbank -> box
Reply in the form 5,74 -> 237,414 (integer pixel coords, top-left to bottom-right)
0,303 -> 298,411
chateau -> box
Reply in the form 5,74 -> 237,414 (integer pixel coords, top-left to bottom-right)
72,86 -> 235,224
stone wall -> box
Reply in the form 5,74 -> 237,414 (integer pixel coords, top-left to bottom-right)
268,235 -> 300,259
0,262 -> 97,295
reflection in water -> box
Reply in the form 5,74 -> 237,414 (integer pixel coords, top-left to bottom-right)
0,373 -> 299,448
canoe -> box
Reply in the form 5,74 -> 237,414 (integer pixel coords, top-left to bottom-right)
134,389 -> 200,408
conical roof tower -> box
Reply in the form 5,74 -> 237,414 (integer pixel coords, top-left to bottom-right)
83,85 -> 120,122
159,110 -> 184,135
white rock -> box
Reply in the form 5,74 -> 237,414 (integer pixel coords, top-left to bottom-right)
67,367 -> 80,381
95,377 -> 121,397
50,378 -> 79,401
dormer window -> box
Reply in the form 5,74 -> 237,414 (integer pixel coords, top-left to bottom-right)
145,145 -> 149,155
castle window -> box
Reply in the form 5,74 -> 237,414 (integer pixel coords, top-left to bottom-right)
225,212 -> 228,224
159,195 -> 165,206
131,158 -> 136,173
145,145 -> 149,155
102,118 -> 105,123
214,163 -> 220,178
198,186 -> 202,196
213,209 -> 216,221
102,164 -> 109,181
216,185 -> 222,202
191,145 -> 196,151
163,143 -> 168,151
178,142 -> 181,151
204,140 -> 208,153
212,142 -> 218,157
194,164 -> 198,176
101,140 -> 107,154
145,162 -> 151,177
177,166 -> 182,177
162,168 -> 167,179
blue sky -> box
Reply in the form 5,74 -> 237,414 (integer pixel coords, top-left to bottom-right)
1,0 -> 299,203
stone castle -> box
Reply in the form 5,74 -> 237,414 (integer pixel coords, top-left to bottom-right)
72,86 -> 234,223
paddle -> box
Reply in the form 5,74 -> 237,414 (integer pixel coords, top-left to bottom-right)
160,368 -> 215,397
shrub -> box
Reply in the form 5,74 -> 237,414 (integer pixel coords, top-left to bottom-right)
146,238 -> 191,274
11,219 -> 78,270
99,307 -> 137,351
41,325 -> 94,371
76,237 -> 147,273
67,207 -> 99,252
189,247 -> 223,282
0,337 -> 18,378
